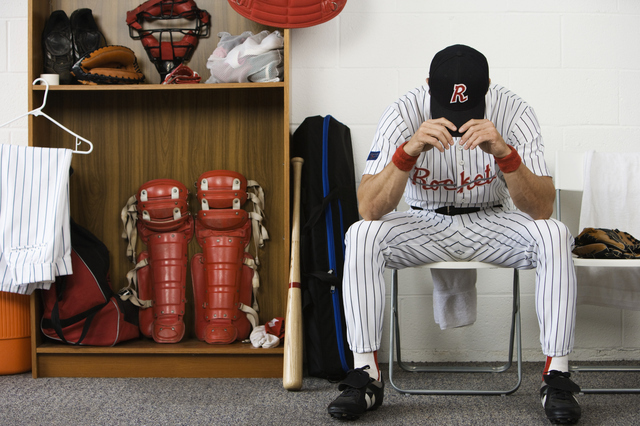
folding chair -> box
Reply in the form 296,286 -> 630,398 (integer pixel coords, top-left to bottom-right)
388,263 -> 522,395
555,151 -> 640,394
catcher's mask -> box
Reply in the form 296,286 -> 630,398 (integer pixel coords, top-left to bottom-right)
126,0 -> 210,80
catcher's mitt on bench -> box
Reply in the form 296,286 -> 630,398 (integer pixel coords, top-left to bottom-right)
71,45 -> 145,85
573,227 -> 640,259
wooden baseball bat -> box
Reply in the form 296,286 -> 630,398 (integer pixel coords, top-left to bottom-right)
283,157 -> 304,391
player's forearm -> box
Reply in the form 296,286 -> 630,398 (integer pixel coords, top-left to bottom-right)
489,141 -> 555,219
357,168 -> 408,221
504,168 -> 555,219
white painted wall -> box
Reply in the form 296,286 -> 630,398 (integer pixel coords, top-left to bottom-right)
288,0 -> 640,364
0,2 -> 29,146
3,1 -> 639,363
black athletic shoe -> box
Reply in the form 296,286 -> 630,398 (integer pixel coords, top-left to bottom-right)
540,370 -> 582,424
70,8 -> 104,62
42,10 -> 73,84
327,366 -> 384,421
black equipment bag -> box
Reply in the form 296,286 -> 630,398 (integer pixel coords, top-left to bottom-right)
292,115 -> 358,381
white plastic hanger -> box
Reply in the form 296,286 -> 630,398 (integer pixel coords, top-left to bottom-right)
0,78 -> 94,154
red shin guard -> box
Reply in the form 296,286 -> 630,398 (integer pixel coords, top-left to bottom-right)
135,179 -> 194,343
191,246 -> 255,343
191,171 -> 257,344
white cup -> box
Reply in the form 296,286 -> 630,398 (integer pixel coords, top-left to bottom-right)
39,74 -> 60,86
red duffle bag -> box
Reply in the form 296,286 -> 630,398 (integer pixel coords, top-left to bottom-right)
40,220 -> 140,346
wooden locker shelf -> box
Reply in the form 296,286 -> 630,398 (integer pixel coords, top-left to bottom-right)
28,0 -> 291,378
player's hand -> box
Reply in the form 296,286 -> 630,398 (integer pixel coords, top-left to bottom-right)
458,119 -> 511,158
405,118 -> 457,155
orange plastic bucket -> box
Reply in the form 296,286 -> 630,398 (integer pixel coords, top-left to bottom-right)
0,291 -> 32,375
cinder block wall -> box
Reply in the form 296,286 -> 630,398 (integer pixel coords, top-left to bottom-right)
0,2 -> 28,146
289,0 -> 640,364
3,1 -> 639,363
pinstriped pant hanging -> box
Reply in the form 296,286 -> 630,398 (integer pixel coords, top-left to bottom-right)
0,145 -> 73,294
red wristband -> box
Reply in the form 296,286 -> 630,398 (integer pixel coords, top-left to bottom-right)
495,145 -> 522,174
392,142 -> 419,172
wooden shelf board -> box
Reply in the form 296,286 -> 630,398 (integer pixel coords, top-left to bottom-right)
32,82 -> 286,91
37,339 -> 284,355
34,340 -> 285,378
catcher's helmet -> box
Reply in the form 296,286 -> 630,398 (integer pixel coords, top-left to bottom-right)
126,0 -> 210,80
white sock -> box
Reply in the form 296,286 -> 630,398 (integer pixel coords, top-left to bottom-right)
545,355 -> 569,374
353,351 -> 380,381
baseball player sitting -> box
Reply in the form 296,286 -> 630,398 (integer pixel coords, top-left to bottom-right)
327,44 -> 581,424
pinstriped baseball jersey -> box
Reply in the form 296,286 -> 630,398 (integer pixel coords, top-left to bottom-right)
363,83 -> 550,210
0,145 -> 73,294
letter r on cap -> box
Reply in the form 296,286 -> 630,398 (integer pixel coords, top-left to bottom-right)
450,84 -> 468,104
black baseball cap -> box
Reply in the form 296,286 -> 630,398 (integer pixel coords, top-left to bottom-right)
429,45 -> 490,136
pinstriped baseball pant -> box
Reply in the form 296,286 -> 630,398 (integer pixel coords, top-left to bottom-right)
0,145 -> 73,294
342,208 -> 576,358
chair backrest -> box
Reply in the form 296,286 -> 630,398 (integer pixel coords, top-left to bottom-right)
554,151 -> 585,222
556,150 -> 640,224
554,151 -> 585,192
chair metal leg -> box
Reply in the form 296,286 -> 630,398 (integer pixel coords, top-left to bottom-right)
569,364 -> 640,394
388,269 -> 522,395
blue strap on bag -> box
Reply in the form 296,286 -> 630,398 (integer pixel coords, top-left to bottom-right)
322,115 -> 350,373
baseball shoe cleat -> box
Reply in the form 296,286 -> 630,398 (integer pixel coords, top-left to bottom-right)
70,8 -> 104,62
42,10 -> 74,84
327,366 -> 384,421
540,370 -> 582,424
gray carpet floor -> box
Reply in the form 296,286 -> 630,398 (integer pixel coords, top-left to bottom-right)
1,362 -> 638,425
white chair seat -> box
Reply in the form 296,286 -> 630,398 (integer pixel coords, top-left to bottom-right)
572,257 -> 640,268
417,261 -> 505,269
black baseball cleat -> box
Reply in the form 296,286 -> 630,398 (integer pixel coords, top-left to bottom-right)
540,370 -> 582,424
70,8 -> 104,62
327,366 -> 384,421
42,10 -> 74,84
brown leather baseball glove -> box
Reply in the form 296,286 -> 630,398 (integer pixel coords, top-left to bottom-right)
573,227 -> 640,259
71,45 -> 145,85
